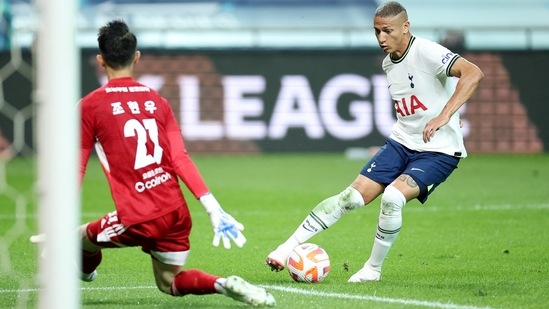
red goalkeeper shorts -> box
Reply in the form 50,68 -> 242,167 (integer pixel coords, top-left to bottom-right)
86,206 -> 192,265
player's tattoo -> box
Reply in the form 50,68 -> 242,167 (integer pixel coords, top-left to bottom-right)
398,175 -> 418,188
406,176 -> 418,188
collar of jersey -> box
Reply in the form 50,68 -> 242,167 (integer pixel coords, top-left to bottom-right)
390,35 -> 415,64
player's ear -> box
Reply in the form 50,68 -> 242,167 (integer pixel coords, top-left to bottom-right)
96,54 -> 106,68
403,20 -> 410,34
133,51 -> 141,64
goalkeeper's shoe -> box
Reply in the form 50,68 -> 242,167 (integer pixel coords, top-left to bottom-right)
347,263 -> 381,282
81,270 -> 97,282
223,275 -> 276,307
265,245 -> 292,272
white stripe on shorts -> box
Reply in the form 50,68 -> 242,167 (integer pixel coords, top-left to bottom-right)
151,250 -> 189,266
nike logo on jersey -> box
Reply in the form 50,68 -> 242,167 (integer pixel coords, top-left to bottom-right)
410,167 -> 425,172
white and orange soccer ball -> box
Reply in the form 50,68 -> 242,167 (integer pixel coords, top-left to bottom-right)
286,243 -> 330,283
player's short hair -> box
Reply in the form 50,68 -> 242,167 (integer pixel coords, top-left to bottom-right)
97,20 -> 137,69
374,1 -> 407,18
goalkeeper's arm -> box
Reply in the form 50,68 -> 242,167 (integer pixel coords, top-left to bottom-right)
199,192 -> 246,249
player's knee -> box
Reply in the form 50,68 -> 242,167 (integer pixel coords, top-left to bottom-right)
338,186 -> 365,213
380,185 -> 406,216
313,187 -> 364,215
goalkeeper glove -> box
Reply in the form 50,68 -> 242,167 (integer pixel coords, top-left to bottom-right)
200,193 -> 246,249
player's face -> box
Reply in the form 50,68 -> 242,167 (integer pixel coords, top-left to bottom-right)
373,12 -> 409,56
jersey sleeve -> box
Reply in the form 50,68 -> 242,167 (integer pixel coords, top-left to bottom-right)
419,40 -> 460,78
165,108 -> 210,199
79,99 -> 95,184
79,148 -> 92,184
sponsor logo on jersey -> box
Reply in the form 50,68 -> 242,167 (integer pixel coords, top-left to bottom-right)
441,52 -> 455,64
394,95 -> 428,117
135,171 -> 172,193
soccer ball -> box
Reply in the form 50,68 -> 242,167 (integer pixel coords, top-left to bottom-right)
287,243 -> 330,283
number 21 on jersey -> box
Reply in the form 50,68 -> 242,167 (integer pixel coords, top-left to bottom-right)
124,118 -> 164,169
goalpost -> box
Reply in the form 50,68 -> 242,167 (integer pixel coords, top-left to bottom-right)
35,0 -> 80,308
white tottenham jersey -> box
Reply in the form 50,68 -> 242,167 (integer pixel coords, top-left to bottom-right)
383,36 -> 466,158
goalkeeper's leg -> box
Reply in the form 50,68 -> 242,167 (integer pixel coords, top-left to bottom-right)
157,260 -> 276,306
266,186 -> 367,271
81,223 -> 103,282
29,225 -> 103,282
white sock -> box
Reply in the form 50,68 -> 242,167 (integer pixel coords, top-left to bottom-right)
214,278 -> 227,294
282,187 -> 364,248
298,196 -> 338,241
276,208 -> 331,251
366,185 -> 406,271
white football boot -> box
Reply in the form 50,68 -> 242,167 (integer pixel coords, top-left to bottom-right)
348,263 -> 381,282
222,276 -> 276,307
265,244 -> 293,272
81,270 -> 97,282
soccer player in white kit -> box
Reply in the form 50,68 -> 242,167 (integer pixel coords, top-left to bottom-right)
265,1 -> 484,282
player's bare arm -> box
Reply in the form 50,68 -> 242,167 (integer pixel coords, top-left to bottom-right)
423,57 -> 484,143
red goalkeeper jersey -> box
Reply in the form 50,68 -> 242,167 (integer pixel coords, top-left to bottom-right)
80,77 -> 209,226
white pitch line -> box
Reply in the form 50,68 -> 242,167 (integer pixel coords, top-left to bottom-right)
260,285 -> 496,309
0,286 -> 155,294
0,284 -> 496,309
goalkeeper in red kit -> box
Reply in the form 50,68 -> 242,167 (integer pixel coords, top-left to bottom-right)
40,19 -> 275,307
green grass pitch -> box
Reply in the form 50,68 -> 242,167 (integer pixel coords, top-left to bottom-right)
0,153 -> 548,308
